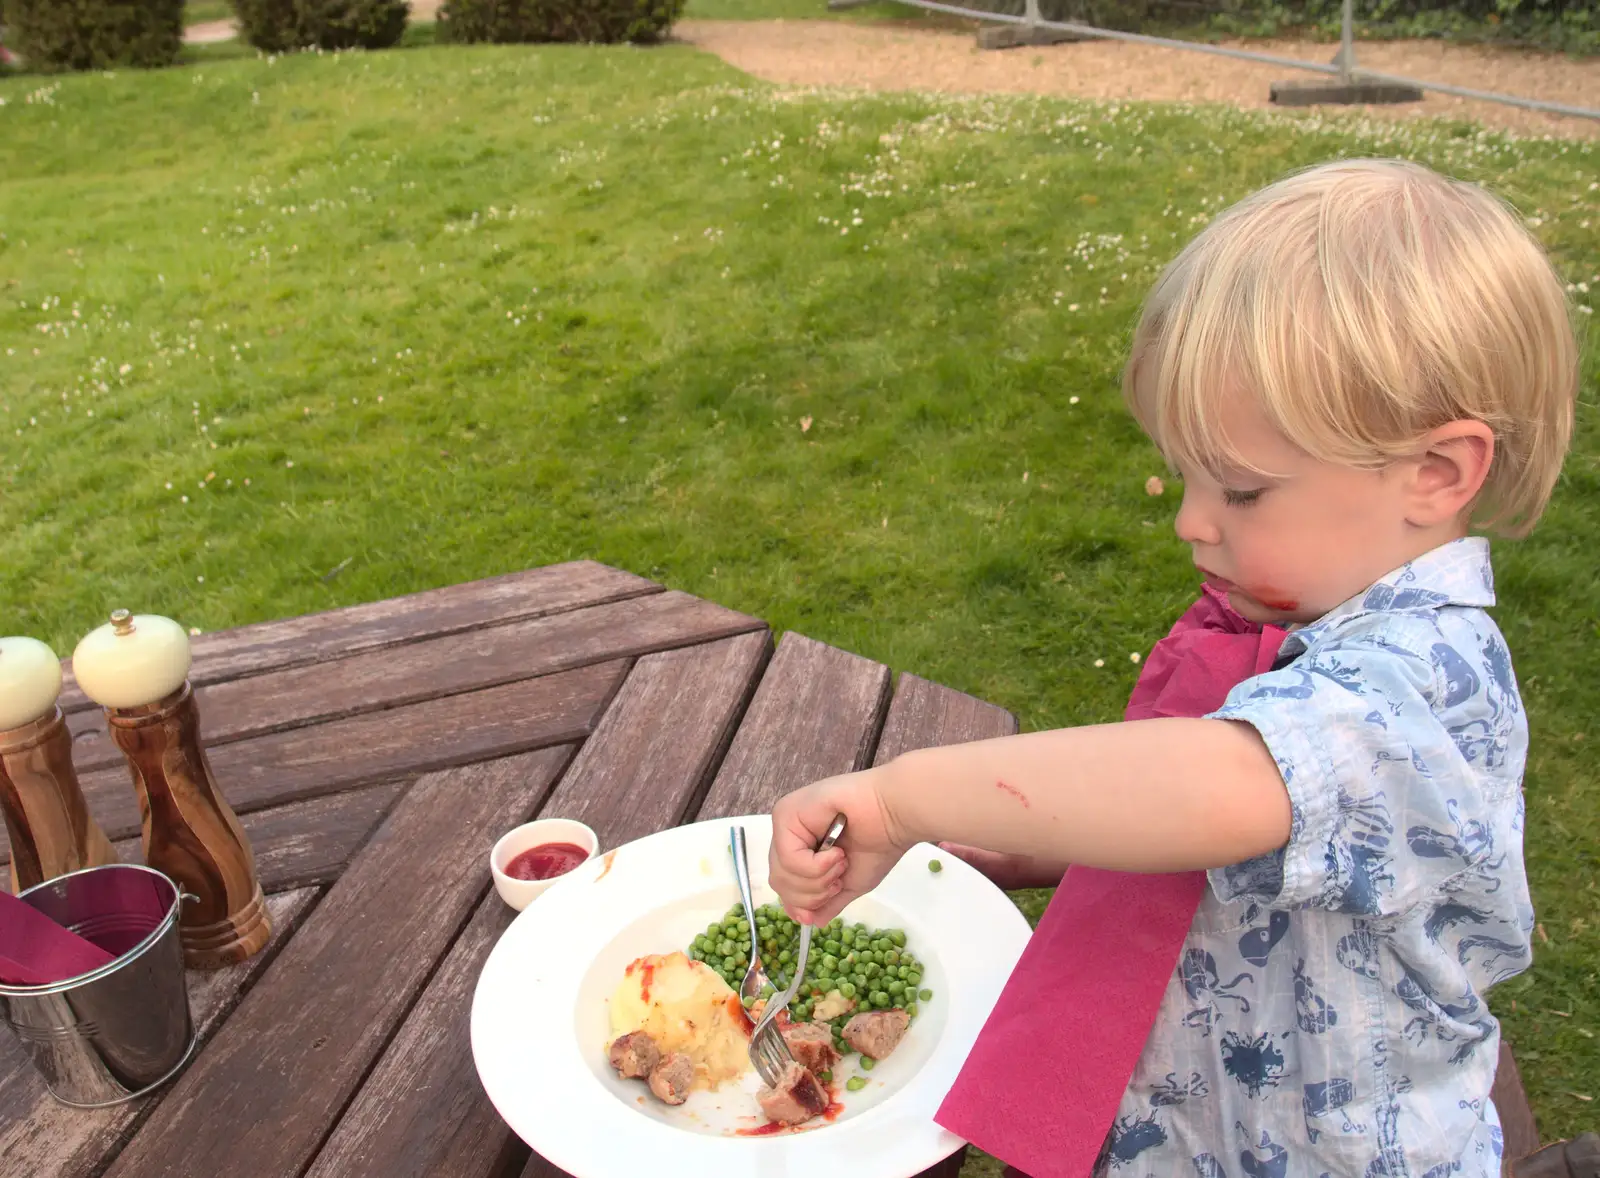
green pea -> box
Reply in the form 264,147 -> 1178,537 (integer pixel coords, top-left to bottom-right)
907,971 -> 922,986
818,1071 -> 832,1084
847,1076 -> 868,1092
919,988 -> 933,1001
761,983 -> 775,999
890,929 -> 907,947
884,950 -> 901,967
723,956 -> 738,972
838,981 -> 857,999
864,963 -> 881,979
824,939 -> 842,956
872,990 -> 891,1008
887,979 -> 905,995
778,948 -> 793,965
742,994 -> 757,1008
821,954 -> 839,972
905,1003 -> 918,1018
860,1056 -> 875,1071
928,859 -> 943,873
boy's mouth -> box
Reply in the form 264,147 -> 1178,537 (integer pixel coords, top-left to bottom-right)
1199,570 -> 1300,615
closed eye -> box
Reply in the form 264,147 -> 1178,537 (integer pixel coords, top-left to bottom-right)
1221,487 -> 1266,507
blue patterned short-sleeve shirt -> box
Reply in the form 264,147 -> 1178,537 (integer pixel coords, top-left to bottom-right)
1098,538 -> 1533,1178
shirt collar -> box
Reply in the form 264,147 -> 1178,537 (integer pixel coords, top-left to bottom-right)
1279,536 -> 1495,656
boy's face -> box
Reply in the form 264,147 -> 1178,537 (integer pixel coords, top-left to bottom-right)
1169,400 -> 1427,626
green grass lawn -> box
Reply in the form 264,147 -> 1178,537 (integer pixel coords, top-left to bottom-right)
1,40 -> 1595,1146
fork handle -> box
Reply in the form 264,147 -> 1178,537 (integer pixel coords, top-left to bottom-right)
730,826 -> 761,938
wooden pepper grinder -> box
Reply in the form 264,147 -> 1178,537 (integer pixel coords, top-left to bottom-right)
72,610 -> 270,969
0,636 -> 119,893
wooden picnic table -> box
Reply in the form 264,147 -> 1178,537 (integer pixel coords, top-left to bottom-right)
0,561 -> 1544,1178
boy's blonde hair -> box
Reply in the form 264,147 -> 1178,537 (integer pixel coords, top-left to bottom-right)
1123,158 -> 1578,537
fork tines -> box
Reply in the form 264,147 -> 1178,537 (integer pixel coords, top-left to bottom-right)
751,1024 -> 791,1088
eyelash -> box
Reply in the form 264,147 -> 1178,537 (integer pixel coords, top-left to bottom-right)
1221,488 -> 1266,507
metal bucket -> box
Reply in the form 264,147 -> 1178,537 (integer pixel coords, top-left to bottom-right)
0,864 -> 196,1108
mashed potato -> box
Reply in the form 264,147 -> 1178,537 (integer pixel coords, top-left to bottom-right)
609,951 -> 751,1091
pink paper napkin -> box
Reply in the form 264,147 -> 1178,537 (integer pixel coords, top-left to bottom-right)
0,889 -> 118,987
935,586 -> 1286,1178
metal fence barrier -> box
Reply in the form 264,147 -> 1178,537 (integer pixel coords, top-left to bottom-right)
830,0 -> 1600,123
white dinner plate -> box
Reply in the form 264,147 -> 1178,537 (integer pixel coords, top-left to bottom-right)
471,814 -> 1032,1178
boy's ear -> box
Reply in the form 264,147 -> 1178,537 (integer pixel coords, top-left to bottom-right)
1405,420 -> 1495,527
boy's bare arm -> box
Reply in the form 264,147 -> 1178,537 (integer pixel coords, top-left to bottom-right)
880,719 -> 1291,872
770,717 -> 1292,923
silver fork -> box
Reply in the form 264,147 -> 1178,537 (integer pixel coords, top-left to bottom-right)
731,827 -> 789,1086
729,827 -> 775,1012
744,813 -> 847,1087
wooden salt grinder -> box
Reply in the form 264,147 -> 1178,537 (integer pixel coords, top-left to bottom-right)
0,636 -> 119,893
72,610 -> 270,969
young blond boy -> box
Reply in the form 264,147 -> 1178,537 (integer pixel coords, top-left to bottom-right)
769,159 -> 1578,1177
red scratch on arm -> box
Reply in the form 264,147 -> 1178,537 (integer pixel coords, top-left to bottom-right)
994,780 -> 1031,808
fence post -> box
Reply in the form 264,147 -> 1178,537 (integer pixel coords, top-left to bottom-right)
976,0 -> 1087,47
1268,0 -> 1423,106
1332,0 -> 1356,83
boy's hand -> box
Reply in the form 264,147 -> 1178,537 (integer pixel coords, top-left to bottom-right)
769,765 -> 906,926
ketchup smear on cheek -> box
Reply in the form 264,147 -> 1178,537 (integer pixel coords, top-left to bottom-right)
504,842 -> 589,881
1253,590 -> 1300,613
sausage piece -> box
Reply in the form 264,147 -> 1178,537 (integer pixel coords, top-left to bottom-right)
843,1009 -> 910,1060
647,1052 -> 695,1105
608,1031 -> 661,1080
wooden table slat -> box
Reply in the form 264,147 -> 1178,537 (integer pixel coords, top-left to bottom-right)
540,629 -> 774,845
309,632 -> 774,1178
873,672 -> 1020,765
0,887 -> 320,1178
101,747 -> 577,1178
302,895 -> 527,1178
696,631 -> 892,820
3,780 -> 407,890
20,660 -> 629,854
57,560 -> 658,712
63,591 -> 761,774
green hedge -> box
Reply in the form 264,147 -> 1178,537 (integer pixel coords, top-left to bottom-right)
437,0 -> 685,44
5,0 -> 184,70
231,0 -> 409,52
991,0 -> 1596,50
1228,0 -> 1594,52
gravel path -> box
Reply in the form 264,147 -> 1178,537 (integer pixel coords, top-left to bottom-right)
675,18 -> 1599,139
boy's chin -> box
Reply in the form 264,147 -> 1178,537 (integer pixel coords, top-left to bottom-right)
1227,590 -> 1299,625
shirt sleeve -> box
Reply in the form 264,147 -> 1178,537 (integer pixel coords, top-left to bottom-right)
1204,630 -> 1482,917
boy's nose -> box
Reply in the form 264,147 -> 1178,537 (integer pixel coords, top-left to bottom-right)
1174,491 -> 1222,547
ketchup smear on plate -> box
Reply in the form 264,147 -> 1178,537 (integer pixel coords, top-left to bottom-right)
504,842 -> 589,881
